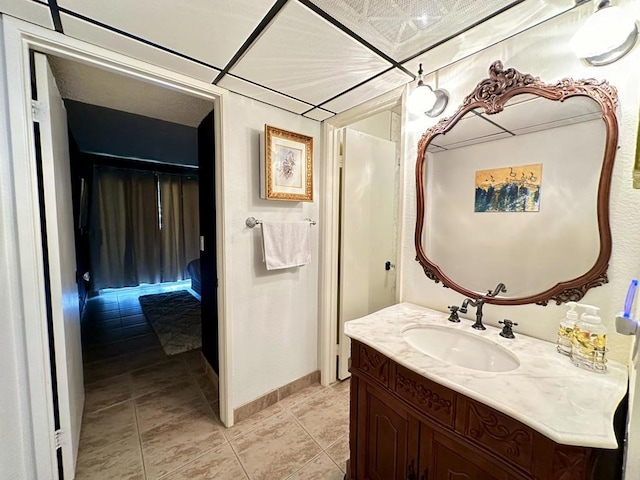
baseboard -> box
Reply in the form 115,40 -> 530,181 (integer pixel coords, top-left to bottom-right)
201,352 -> 219,391
233,370 -> 321,423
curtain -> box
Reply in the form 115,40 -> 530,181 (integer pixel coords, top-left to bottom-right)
90,167 -> 199,290
90,167 -> 161,290
159,175 -> 200,281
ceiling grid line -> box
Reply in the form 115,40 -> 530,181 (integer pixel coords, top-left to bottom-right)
57,2 -> 322,113
224,72 -> 330,112
57,7 -> 223,71
5,0 -> 576,120
46,0 -> 64,33
398,0 -> 526,65
405,1 -> 578,80
302,66 -> 397,114
296,0 -> 415,79
212,0 -> 289,85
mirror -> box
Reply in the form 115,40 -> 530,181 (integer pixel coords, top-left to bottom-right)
415,61 -> 619,305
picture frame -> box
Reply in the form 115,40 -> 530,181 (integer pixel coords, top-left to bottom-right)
261,124 -> 313,202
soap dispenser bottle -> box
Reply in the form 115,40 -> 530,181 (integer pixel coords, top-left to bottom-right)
571,305 -> 607,371
557,301 -> 578,356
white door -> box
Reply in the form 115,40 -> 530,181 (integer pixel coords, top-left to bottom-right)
34,52 -> 84,479
338,128 -> 397,380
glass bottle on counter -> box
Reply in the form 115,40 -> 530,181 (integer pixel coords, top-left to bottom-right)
557,301 -> 578,356
571,305 -> 607,372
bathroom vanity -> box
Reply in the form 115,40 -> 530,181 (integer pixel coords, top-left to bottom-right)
344,303 -> 627,480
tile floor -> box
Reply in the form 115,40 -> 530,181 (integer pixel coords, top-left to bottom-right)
78,283 -> 350,480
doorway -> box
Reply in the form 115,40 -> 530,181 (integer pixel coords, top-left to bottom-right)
2,18 -> 230,480
318,90 -> 405,386
336,110 -> 401,380
36,50 -> 218,479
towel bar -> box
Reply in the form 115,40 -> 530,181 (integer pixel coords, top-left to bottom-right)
245,216 -> 316,228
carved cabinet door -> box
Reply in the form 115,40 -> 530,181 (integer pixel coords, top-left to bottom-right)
360,382 -> 420,480
430,433 -> 504,480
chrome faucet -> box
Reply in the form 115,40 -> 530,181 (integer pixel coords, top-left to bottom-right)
458,283 -> 507,330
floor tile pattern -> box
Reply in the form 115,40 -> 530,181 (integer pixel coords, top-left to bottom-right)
77,283 -> 350,479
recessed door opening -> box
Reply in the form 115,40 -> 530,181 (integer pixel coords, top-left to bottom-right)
32,51 -> 220,479
336,105 -> 402,381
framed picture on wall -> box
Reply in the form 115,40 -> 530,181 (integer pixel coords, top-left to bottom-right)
261,125 -> 313,202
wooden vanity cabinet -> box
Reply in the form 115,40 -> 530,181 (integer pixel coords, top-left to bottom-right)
347,340 -> 619,480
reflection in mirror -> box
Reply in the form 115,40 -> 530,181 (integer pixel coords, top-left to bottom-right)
415,62 -> 619,306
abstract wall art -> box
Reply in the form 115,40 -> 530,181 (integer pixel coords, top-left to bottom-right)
475,163 -> 542,212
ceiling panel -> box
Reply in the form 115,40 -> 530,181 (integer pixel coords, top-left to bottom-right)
308,0 -> 518,61
47,56 -> 213,127
511,117 -> 602,137
61,13 -> 219,83
434,112 -> 504,148
402,0 -> 576,81
0,0 -> 54,29
218,75 -> 313,114
303,108 -> 334,121
231,0 -> 391,106
322,67 -> 411,113
488,96 -> 603,134
426,144 -> 446,153
437,131 -> 512,150
57,0 -> 275,68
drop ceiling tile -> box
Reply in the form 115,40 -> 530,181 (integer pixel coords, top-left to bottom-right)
61,13 -> 219,83
489,96 -> 603,134
308,0 -> 519,61
426,144 -> 446,153
218,75 -> 312,114
402,0 -> 576,75
230,0 -> 391,106
434,113 -> 504,148
58,0 -> 275,67
0,0 -> 54,29
322,68 -> 411,113
304,108 -> 334,121
443,131 -> 512,150
511,115 -> 602,137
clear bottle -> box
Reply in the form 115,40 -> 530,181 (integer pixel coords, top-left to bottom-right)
571,305 -> 607,372
557,301 -> 578,356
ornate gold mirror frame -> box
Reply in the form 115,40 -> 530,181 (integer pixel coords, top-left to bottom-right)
415,61 -> 619,306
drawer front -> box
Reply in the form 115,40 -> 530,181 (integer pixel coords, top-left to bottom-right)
353,341 -> 390,388
458,399 -> 534,472
394,365 -> 456,428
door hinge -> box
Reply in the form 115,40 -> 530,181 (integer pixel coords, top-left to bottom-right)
54,429 -> 64,450
338,155 -> 344,168
31,100 -> 46,123
334,343 -> 340,356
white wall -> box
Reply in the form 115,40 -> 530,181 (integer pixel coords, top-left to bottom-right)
0,16 -> 35,480
349,110 -> 393,141
223,93 -> 321,408
400,1 -> 640,476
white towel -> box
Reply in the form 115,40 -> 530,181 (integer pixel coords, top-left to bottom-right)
261,221 -> 311,270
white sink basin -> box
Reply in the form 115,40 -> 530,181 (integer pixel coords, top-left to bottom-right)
402,325 -> 520,372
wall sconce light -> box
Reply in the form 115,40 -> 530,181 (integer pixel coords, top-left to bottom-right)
408,63 -> 448,117
571,0 -> 638,66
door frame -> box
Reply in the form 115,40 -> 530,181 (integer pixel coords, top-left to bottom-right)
2,16 -> 233,479
318,87 -> 408,386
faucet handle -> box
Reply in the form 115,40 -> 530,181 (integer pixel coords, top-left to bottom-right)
499,319 -> 518,339
447,305 -> 461,323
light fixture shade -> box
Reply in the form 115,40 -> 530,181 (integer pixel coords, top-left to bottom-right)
408,83 -> 437,115
571,5 -> 639,66
425,89 -> 449,117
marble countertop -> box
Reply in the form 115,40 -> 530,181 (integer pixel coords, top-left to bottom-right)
345,302 -> 628,449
